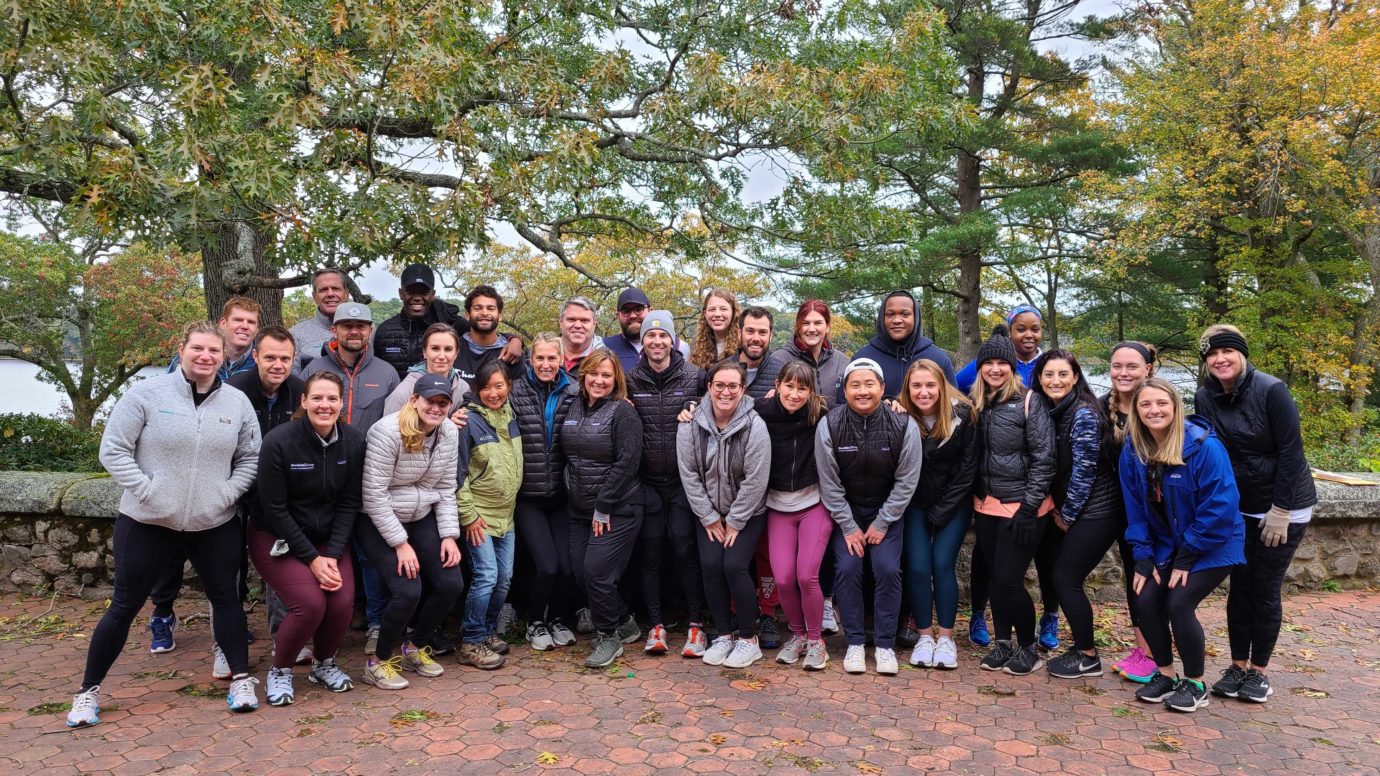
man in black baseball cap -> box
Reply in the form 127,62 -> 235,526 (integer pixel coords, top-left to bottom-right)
373,263 -> 524,378
604,286 -> 688,372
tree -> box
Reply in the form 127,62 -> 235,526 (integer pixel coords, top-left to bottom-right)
0,232 -> 203,428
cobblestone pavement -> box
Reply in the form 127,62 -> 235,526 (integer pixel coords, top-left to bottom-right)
1,590 -> 1377,775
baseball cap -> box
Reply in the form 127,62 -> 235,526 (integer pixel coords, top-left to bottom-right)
401,263 -> 435,290
843,357 -> 885,382
412,373 -> 453,401
333,303 -> 373,325
617,287 -> 651,311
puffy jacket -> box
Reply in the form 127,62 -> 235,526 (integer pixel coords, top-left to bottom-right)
457,402 -> 523,537
754,395 -> 819,494
1119,415 -> 1246,571
1195,365 -> 1317,514
361,411 -> 461,547
1049,394 -> 1122,523
510,366 -> 577,499
816,403 -> 922,535
955,353 -> 1041,395
912,404 -> 980,527
847,291 -> 956,399
757,341 -> 849,409
744,349 -> 778,400
974,389 -> 1057,510
560,396 -> 643,515
629,351 -> 705,486
676,397 -> 771,529
384,366 -> 470,416
372,299 -> 472,378
253,418 -> 366,563
303,343 -> 401,430
227,371 -> 305,435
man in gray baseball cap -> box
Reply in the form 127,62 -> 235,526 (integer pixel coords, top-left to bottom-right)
301,303 -> 400,429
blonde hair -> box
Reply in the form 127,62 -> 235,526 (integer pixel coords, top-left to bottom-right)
690,288 -> 741,369
398,401 -> 427,453
1126,377 -> 1185,467
530,331 -> 564,357
1107,341 -> 1158,444
181,319 -> 226,348
969,364 -> 1024,413
898,359 -> 974,442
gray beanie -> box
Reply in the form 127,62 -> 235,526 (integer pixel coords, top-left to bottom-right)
640,309 -> 678,348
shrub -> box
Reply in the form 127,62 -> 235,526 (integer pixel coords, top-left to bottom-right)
0,414 -> 103,472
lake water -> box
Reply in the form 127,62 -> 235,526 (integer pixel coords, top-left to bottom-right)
0,359 -> 162,419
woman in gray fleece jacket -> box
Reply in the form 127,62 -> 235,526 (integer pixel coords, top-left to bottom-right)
677,359 -> 771,670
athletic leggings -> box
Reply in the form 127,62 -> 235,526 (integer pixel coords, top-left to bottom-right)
699,514 -> 768,638
973,513 -> 1047,647
248,525 -> 355,670
1116,536 -> 1140,627
1227,519 -> 1307,667
969,544 -> 989,615
82,514 -> 249,690
1050,517 -> 1124,652
570,505 -> 644,635
638,483 -> 704,626
767,504 -> 833,640
353,511 -> 465,661
1035,520 -> 1063,616
515,496 -> 572,626
1134,564 -> 1232,677
904,505 -> 973,631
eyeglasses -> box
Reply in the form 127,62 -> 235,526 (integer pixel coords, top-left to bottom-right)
710,382 -> 743,394
618,305 -> 648,315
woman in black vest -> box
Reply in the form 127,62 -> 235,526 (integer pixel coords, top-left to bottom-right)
969,325 -> 1057,678
561,350 -> 644,669
816,358 -> 922,676
1031,350 -> 1123,680
1196,325 -> 1317,704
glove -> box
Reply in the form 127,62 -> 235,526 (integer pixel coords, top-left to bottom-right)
1260,505 -> 1290,548
593,511 -> 611,525
1171,548 -> 1201,572
1134,558 -> 1155,579
1008,503 -> 1039,547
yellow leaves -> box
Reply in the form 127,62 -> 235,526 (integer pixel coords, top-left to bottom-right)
535,752 -> 561,765
708,733 -> 729,745
330,3 -> 349,35
855,763 -> 883,774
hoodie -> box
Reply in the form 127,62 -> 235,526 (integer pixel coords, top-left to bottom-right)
847,290 -> 956,401
676,397 -> 771,530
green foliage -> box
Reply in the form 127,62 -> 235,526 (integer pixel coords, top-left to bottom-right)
0,414 -> 103,473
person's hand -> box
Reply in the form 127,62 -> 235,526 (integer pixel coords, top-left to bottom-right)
395,542 -> 419,579
593,511 -> 610,537
884,398 -> 906,414
1261,505 -> 1290,547
1168,568 -> 1189,588
499,337 -> 524,365
1008,504 -> 1039,546
1053,512 -> 1070,532
704,519 -> 727,544
677,402 -> 696,423
440,537 -> 462,568
764,388 -> 776,399
863,523 -> 887,545
1132,571 -> 1147,595
844,530 -> 866,558
450,406 -> 469,429
465,519 -> 487,547
309,556 -> 343,591
723,524 -> 741,548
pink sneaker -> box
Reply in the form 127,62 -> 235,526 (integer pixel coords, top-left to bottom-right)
1119,648 -> 1157,683
1112,647 -> 1141,674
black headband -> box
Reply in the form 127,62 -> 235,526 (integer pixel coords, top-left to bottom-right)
1199,331 -> 1249,361
1111,341 -> 1154,365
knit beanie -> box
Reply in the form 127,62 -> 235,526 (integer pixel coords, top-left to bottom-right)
975,324 -> 1018,370
640,309 -> 678,348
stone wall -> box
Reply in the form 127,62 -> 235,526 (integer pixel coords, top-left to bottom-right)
1,471 -> 1377,600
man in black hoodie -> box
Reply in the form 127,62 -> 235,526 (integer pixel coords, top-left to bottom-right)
845,290 -> 955,402
373,264 -> 524,378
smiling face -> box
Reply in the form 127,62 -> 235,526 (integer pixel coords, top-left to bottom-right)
907,367 -> 942,415
530,341 -> 562,383
1039,358 -> 1075,403
400,283 -> 435,319
179,332 -> 225,384
798,311 -> 829,349
582,359 -> 616,402
642,328 -> 673,365
703,294 -> 734,337
1205,347 -> 1245,387
979,359 -> 1012,391
1009,313 -> 1043,360
312,272 -> 348,317
1135,385 -> 1177,438
255,336 -> 295,392
411,394 -> 452,430
844,370 -> 882,414
883,296 -> 915,343
478,371 -> 510,410
467,294 -> 502,334
617,303 -> 648,338
776,377 -> 811,413
708,365 -> 746,416
1110,348 -> 1153,399
301,378 -> 342,430
424,331 -> 459,376
218,305 -> 259,354
333,321 -> 372,354
738,313 -> 772,361
560,305 -> 595,352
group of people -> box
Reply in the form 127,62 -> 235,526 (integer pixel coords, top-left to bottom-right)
64,265 -> 1317,728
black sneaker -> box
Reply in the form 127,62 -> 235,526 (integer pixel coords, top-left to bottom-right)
1210,664 -> 1247,698
757,615 -> 781,650
897,620 -> 920,649
1002,644 -> 1044,676
421,633 -> 456,657
584,633 -> 624,668
1238,669 -> 1273,703
615,615 -> 642,645
1047,648 -> 1103,679
1164,678 -> 1210,712
979,640 -> 1014,671
1135,672 -> 1178,703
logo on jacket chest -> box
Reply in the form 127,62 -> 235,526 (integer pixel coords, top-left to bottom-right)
290,462 -> 315,471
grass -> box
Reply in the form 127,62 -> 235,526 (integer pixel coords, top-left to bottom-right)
390,709 -> 440,727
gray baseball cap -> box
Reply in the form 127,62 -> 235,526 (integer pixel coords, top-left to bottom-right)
333,303 -> 373,324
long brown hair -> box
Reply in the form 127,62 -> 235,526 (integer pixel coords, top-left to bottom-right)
1126,377 -> 1185,467
775,360 -> 826,425
690,288 -> 741,369
897,359 -> 973,442
1107,341 -> 1157,443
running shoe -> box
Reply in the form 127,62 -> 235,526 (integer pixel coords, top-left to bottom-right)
1120,649 -> 1158,684
615,615 -> 641,645
362,656 -> 409,690
644,624 -> 668,655
149,614 -> 177,654
584,633 -> 623,668
266,666 -> 294,706
1238,669 -> 1273,703
1210,664 -> 1248,698
1038,612 -> 1060,651
680,626 -> 708,658
528,622 -> 555,652
724,638 -> 763,669
211,644 -> 231,680
910,634 -> 936,668
226,675 -> 260,713
308,657 -> 353,692
402,643 -> 445,677
549,619 -> 576,647
843,644 -> 867,674
1003,644 -> 1044,676
66,686 -> 100,728
702,635 -> 735,666
1135,672 -> 1178,703
969,611 -> 991,647
979,640 -> 1014,671
1047,648 -> 1103,679
821,599 -> 839,636
757,615 -> 780,650
1164,678 -> 1210,712
576,607 -> 595,635
364,626 -> 380,656
294,646 -> 314,665
802,640 -> 829,671
874,647 -> 899,676
777,634 -> 807,665
897,617 -> 921,649
933,636 -> 959,669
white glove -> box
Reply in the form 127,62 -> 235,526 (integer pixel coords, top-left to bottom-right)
1260,505 -> 1290,548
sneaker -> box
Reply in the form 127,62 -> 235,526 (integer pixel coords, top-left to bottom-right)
843,644 -> 867,674
802,640 -> 829,671
979,640 -> 1014,671
550,620 -> 576,647
66,686 -> 100,728
362,656 -> 409,690
821,599 -> 839,636
364,626 -> 380,656
294,646 -> 314,665
757,615 -> 781,650
149,613 -> 177,654
615,615 -> 641,645
528,622 -> 555,652
456,642 -> 504,671
576,607 -> 595,635
898,617 -> 921,649
910,635 -> 936,668
1003,644 -> 1044,676
702,635 -> 735,666
484,633 -> 511,656
1164,677 -> 1210,712
933,636 -> 959,669
402,643 -> 445,677
1112,646 -> 1144,675
1135,671 -> 1178,703
1210,664 -> 1248,699
496,603 -> 518,637
1047,648 -> 1103,679
584,633 -> 624,668
211,644 -> 231,680
1038,613 -> 1060,651
1238,669 -> 1273,703
308,657 -> 353,692
644,624 -> 668,655
969,611 -> 991,647
226,675 -> 260,713
266,666 -> 294,706
680,626 -> 708,658
1120,649 -> 1158,684
875,647 -> 899,675
777,634 -> 807,665
724,638 -> 764,669
423,633 -> 457,657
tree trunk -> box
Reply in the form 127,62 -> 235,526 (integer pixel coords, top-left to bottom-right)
954,64 -> 985,363
200,218 -> 283,326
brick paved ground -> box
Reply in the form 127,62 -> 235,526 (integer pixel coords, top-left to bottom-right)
1,589 -> 1377,775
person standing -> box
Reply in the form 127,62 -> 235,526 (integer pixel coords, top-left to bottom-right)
454,285 -> 521,384
1121,377 -> 1245,713
1195,325 -> 1316,704
67,322 -> 262,727
738,306 -> 777,400
167,296 -> 261,380
290,268 -> 351,372
758,300 -> 849,410
303,303 -> 401,430
846,290 -> 955,400
689,288 -> 741,369
383,323 -> 471,416
559,296 -> 604,373
372,264 -> 524,379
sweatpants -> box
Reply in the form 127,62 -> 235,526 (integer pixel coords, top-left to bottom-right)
516,496 -> 572,626
1134,564 -> 1233,677
974,513 -> 1047,647
248,524 -> 355,670
767,504 -> 833,640
570,506 -> 644,635
353,512 -> 465,661
698,514 -> 768,639
1227,518 -> 1307,667
82,515 -> 249,690
1050,517 -> 1124,651
832,515 -> 904,649
638,483 -> 704,626
904,505 -> 973,631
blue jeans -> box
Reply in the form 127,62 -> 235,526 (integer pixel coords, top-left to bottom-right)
831,515 -> 904,648
463,530 -> 516,643
903,504 -> 973,630
354,543 -> 388,629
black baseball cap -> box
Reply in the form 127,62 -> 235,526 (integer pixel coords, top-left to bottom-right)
412,373 -> 453,401
401,263 -> 435,290
617,287 -> 651,310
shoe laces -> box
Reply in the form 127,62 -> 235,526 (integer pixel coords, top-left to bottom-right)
150,617 -> 173,640
229,675 -> 259,699
805,640 -> 826,659
410,645 -> 438,667
532,623 -> 551,638
72,686 -> 99,712
315,658 -> 349,682
373,655 -> 404,679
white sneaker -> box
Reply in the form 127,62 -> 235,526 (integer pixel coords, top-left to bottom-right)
266,666 -> 294,706
211,644 -> 231,680
910,635 -> 936,667
934,636 -> 959,669
777,634 -> 807,665
702,635 -> 735,666
821,599 -> 839,635
294,646 -> 314,665
66,686 -> 100,727
843,644 -> 866,674
226,675 -> 260,713
549,620 -> 576,647
527,622 -> 555,651
723,638 -> 763,669
308,657 -> 354,692
875,647 -> 899,675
